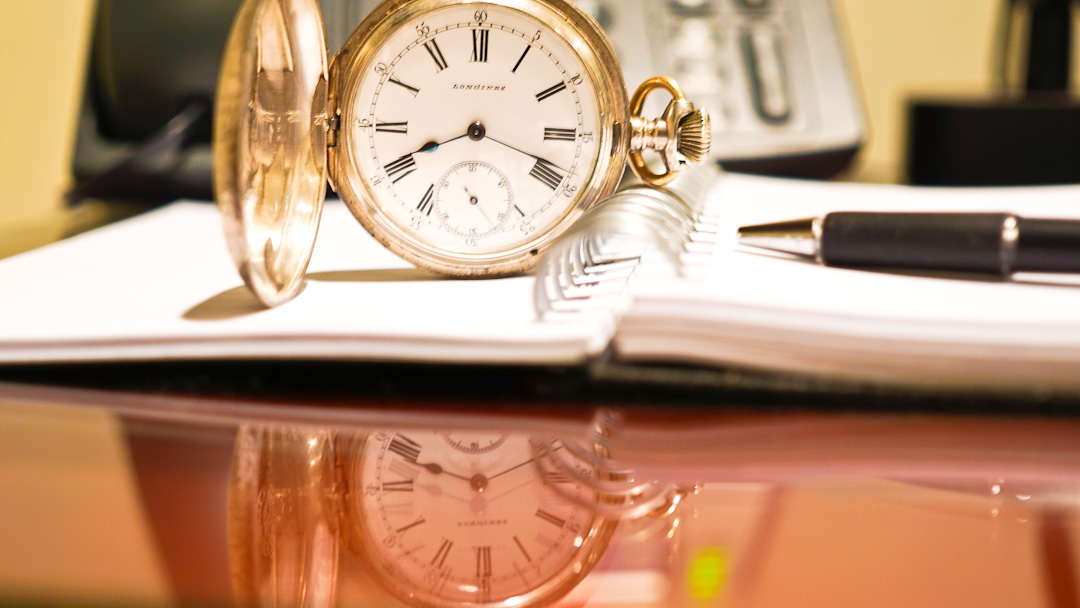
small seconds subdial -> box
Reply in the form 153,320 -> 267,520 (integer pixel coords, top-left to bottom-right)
442,431 -> 508,455
435,161 -> 514,239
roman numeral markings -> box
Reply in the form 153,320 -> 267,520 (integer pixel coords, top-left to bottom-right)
424,38 -> 449,72
375,120 -> 408,134
382,479 -> 414,492
388,75 -> 420,96
535,508 -> 567,528
417,184 -> 435,216
432,539 -> 453,568
535,81 -> 567,102
388,433 -> 421,462
471,29 -> 489,62
529,158 -> 565,190
476,546 -> 492,578
512,46 -> 530,73
543,127 -> 576,141
384,154 -> 417,183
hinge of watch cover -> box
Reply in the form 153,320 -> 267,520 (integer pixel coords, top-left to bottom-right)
327,114 -> 340,148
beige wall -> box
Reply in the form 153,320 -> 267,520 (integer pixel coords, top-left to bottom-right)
834,0 -> 999,182
0,0 -> 1031,227
0,0 -> 96,227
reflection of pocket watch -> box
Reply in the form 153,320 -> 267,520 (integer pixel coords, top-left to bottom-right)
343,431 -> 616,608
228,426 -> 341,608
215,0 -> 711,306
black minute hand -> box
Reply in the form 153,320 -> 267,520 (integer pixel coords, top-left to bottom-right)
488,456 -> 535,481
484,134 -> 569,174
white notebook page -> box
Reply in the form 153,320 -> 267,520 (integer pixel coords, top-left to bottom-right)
0,201 -> 607,364
616,173 -> 1080,391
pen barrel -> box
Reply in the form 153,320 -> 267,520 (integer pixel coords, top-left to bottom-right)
820,212 -> 1015,274
1016,217 -> 1080,272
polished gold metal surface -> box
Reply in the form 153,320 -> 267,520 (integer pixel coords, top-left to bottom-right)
214,0 -> 330,307
676,109 -> 712,165
628,76 -> 712,187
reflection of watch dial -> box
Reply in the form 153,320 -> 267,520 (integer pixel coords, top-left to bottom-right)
434,161 -> 514,240
442,431 -> 508,455
350,431 -> 615,608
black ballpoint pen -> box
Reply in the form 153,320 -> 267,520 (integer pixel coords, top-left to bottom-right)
737,212 -> 1080,275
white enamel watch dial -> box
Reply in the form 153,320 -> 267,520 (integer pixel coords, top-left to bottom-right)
349,431 -> 615,608
330,0 -> 630,277
349,5 -> 598,254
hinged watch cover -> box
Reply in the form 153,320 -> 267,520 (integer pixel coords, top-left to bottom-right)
214,0 -> 329,307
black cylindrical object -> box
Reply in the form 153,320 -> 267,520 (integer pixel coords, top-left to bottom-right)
821,212 -> 1010,273
820,212 -> 1080,275
1016,217 -> 1080,271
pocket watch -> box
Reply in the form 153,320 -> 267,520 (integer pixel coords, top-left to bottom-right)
215,0 -> 711,307
343,431 -> 616,608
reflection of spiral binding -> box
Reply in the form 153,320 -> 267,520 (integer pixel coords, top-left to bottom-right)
532,409 -> 689,521
535,164 -> 722,320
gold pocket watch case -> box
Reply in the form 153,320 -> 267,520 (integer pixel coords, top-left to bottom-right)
215,0 -> 710,307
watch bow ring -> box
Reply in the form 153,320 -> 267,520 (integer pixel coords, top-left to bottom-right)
215,0 -> 712,307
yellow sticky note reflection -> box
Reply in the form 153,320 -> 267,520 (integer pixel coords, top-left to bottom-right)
687,546 -> 730,601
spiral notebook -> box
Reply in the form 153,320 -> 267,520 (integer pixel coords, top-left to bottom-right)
4,167 -> 1080,395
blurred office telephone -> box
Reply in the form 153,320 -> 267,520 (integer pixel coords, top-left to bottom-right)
72,0 -> 864,202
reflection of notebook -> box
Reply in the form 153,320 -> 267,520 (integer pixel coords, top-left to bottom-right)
4,168 -> 1080,395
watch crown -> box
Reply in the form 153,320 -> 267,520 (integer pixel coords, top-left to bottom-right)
676,108 -> 711,165
628,76 -> 713,186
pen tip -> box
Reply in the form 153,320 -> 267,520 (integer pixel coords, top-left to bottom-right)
737,217 -> 820,259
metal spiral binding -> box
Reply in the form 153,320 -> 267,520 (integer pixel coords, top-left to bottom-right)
531,409 -> 689,521
534,164 -> 723,321
531,166 -> 722,518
